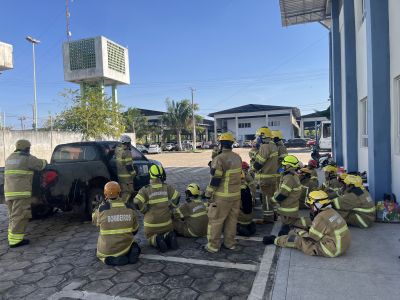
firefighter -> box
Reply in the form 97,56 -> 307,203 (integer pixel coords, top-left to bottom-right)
298,159 -> 319,209
331,174 -> 375,228
272,130 -> 288,161
92,181 -> 141,266
252,127 -> 279,223
204,132 -> 242,253
134,164 -> 180,252
322,164 -> 344,196
248,140 -> 258,169
173,183 -> 208,237
115,135 -> 136,203
211,133 -> 222,160
4,140 -> 47,247
263,190 -> 351,258
272,155 -> 310,236
237,169 -> 256,237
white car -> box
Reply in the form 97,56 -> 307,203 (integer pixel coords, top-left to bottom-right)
147,144 -> 162,154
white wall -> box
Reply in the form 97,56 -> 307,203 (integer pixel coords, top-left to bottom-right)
389,0 -> 400,198
340,7 -> 348,168
354,0 -> 369,173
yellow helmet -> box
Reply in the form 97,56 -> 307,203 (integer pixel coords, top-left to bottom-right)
256,127 -> 273,138
218,132 -> 235,142
104,181 -> 121,199
339,173 -> 348,181
16,139 -> 31,150
282,155 -> 300,168
344,174 -> 363,187
323,165 -> 338,174
149,164 -> 166,181
306,190 -> 331,207
272,130 -> 283,139
186,183 -> 200,197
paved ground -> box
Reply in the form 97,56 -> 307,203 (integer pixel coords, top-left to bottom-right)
1,148 -> 313,300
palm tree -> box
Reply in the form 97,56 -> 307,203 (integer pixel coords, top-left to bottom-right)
162,99 -> 198,150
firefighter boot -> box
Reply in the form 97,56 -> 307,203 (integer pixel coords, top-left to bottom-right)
10,239 -> 30,248
278,224 -> 290,236
263,235 -> 276,245
128,242 -> 141,264
104,255 -> 129,266
165,231 -> 179,250
155,234 -> 168,253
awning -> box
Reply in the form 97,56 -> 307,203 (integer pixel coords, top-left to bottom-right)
279,0 -> 332,27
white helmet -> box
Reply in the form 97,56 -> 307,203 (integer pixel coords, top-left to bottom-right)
120,135 -> 131,144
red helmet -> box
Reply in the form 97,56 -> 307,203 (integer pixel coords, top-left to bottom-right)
242,161 -> 250,170
308,160 -> 318,168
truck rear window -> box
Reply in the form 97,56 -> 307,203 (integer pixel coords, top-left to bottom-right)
52,145 -> 98,162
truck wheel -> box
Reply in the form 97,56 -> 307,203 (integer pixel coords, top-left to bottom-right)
31,203 -> 53,220
85,187 -> 105,220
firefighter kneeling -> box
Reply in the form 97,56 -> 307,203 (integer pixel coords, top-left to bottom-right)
263,191 -> 351,258
92,181 -> 141,266
173,183 -> 208,237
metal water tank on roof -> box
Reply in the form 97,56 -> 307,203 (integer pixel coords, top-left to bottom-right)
62,36 -> 130,85
0,42 -> 13,71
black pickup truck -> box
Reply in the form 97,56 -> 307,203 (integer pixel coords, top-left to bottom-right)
0,141 -> 161,220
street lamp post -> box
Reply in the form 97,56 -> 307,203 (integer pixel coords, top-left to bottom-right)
26,36 -> 40,131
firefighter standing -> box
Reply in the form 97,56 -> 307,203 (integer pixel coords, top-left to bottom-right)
299,160 -> 319,209
4,140 -> 47,247
252,127 -> 279,223
115,135 -> 136,203
92,181 -> 141,266
272,130 -> 288,161
263,191 -> 351,258
204,132 -> 242,253
173,183 -> 208,237
272,155 -> 310,236
237,168 -> 256,237
332,174 -> 375,228
134,165 -> 180,252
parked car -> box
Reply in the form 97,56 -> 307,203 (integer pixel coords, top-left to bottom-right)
284,138 -> 308,148
233,141 -> 240,148
136,144 -> 148,153
148,144 -> 162,154
162,143 -> 176,151
306,139 -> 317,148
243,140 -> 253,148
0,141 -> 162,220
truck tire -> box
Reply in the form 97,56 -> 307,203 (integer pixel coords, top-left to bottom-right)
31,203 -> 53,220
85,187 -> 105,221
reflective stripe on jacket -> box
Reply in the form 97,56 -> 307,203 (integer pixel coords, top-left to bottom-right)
275,171 -> 302,217
174,199 -> 208,237
115,144 -> 135,183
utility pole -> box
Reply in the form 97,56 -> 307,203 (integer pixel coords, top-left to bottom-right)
26,36 -> 40,131
18,116 -> 26,131
66,0 -> 72,41
190,87 -> 196,151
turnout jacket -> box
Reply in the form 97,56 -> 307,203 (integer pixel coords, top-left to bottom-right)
276,140 -> 288,160
4,151 -> 47,201
134,179 -> 180,234
300,169 -> 319,191
253,142 -> 279,180
92,198 -> 139,258
332,187 -> 375,227
274,170 -> 302,217
205,149 -> 242,201
322,177 -> 344,196
115,144 -> 136,183
173,199 -> 208,237
296,207 -> 351,257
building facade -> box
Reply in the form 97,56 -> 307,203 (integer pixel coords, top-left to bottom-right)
279,0 -> 399,200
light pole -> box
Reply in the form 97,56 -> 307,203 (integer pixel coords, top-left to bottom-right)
26,36 -> 40,131
190,87 -> 196,151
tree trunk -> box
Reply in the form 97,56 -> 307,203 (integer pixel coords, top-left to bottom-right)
177,130 -> 182,151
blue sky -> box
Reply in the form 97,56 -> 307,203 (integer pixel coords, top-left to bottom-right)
0,0 -> 329,129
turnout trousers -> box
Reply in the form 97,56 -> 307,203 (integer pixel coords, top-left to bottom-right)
207,198 -> 240,252
119,181 -> 134,204
7,198 -> 32,246
259,178 -> 277,222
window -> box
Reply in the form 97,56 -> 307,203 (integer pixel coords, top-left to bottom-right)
268,121 -> 280,127
360,98 -> 368,147
52,145 -> 98,162
238,123 -> 251,128
395,77 -> 400,154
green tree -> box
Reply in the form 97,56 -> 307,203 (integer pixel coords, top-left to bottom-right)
123,108 -> 149,140
161,98 -> 198,150
52,87 -> 125,140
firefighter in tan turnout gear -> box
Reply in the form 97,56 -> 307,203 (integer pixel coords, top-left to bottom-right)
322,164 -> 344,196
299,159 -> 319,209
92,181 -> 141,266
272,130 -> 288,161
172,183 -> 208,237
332,174 -> 375,228
134,165 -> 180,252
272,155 -> 310,236
4,140 -> 47,247
252,127 -> 279,223
115,135 -> 136,203
204,132 -> 242,253
263,191 -> 351,258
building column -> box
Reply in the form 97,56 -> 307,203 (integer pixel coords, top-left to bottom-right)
300,119 -> 304,138
235,115 -> 239,140
342,0 -> 358,171
265,114 -> 269,127
205,127 -> 209,142
365,0 -> 392,199
331,0 -> 343,165
214,118 -> 218,142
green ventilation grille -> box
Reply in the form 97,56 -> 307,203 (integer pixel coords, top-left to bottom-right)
69,39 -> 96,70
107,41 -> 125,74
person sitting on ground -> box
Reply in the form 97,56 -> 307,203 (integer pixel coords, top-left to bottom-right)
92,181 -> 141,266
263,190 -> 351,258
237,169 -> 256,237
172,183 -> 208,237
298,159 -> 319,209
134,165 -> 180,253
331,174 -> 375,228
322,164 -> 344,196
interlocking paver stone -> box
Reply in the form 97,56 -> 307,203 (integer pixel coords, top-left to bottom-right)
164,275 -> 194,288
25,287 -> 58,300
107,282 -> 132,296
33,255 -> 56,264
214,269 -> 243,282
88,268 -> 117,281
138,261 -> 165,273
117,282 -> 141,297
221,281 -> 252,297
188,266 -> 216,279
192,278 -> 222,292
4,284 -> 36,298
0,281 -> 14,293
0,269 -> 24,281
135,285 -> 169,299
46,264 -> 74,275
28,262 -> 52,273
83,279 -> 113,293
197,291 -> 230,300
165,287 -> 198,300
138,272 -> 167,285
162,263 -> 189,276
37,275 -> 65,288
112,270 -> 141,283
17,272 -> 45,284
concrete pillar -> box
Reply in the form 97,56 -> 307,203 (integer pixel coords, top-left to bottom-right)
342,0 -> 358,171
205,127 -> 209,142
235,115 -> 239,140
300,119 -> 304,138
214,118 -> 217,142
265,114 -> 269,127
365,0 -> 392,199
331,0 -> 344,165
112,85 -> 118,104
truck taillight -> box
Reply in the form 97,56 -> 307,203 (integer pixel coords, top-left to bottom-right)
41,170 -> 58,188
